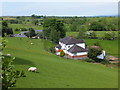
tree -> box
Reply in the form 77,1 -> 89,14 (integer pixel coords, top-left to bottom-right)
88,46 -> 103,62
26,28 -> 36,37
1,37 -> 26,90
43,18 -> 65,43
2,21 -> 13,37
70,22 -> 77,31
104,32 -> 115,40
77,26 -> 87,39
87,31 -> 97,39
89,22 -> 105,31
32,19 -> 39,25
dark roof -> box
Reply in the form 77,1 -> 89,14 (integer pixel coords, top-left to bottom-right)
56,44 -> 61,49
60,36 -> 84,45
68,45 -> 87,53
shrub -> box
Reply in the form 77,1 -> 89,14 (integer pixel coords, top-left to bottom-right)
84,58 -> 94,63
20,28 -> 27,31
50,46 -> 55,54
104,32 -> 115,40
88,46 -> 103,62
100,59 -> 110,65
15,28 -> 20,31
93,42 -> 101,47
60,50 -> 65,57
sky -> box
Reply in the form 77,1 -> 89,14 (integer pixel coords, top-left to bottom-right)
1,0 -> 119,16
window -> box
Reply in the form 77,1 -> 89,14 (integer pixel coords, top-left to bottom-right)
68,46 -> 70,48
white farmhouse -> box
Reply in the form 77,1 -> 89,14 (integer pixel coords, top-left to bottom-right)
55,36 -> 88,59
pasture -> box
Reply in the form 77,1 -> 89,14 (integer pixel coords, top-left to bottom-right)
66,31 -> 119,38
3,37 -> 118,88
9,24 -> 43,34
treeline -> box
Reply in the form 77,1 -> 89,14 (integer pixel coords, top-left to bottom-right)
63,16 -> 118,31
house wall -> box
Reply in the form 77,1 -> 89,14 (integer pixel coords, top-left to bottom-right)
67,51 -> 87,56
97,50 -> 106,59
76,52 -> 88,56
76,43 -> 85,49
56,52 -> 60,55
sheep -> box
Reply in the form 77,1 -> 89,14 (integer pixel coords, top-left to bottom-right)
28,67 -> 37,72
31,43 -> 34,45
6,54 -> 11,56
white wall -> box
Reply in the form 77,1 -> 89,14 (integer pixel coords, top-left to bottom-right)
76,52 -> 88,56
67,51 -> 87,56
97,50 -> 105,59
56,52 -> 60,55
76,43 -> 85,49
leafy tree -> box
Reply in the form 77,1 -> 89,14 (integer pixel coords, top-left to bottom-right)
104,32 -> 115,40
89,22 -> 105,31
33,19 -> 39,25
93,42 -> 101,47
87,31 -> 97,39
2,21 -> 13,37
88,46 -> 103,62
0,38 -> 26,90
77,26 -> 87,39
26,28 -> 36,37
70,22 -> 77,31
43,18 -> 65,43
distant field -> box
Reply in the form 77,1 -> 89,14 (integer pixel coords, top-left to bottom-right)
3,17 -> 16,20
9,24 -> 43,34
3,37 -> 118,88
66,31 -> 119,38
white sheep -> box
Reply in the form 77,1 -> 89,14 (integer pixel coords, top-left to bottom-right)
31,43 -> 34,45
28,67 -> 37,72
6,54 -> 11,56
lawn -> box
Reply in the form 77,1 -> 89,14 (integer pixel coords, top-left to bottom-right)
3,37 -> 118,88
85,39 -> 119,57
9,24 -> 43,34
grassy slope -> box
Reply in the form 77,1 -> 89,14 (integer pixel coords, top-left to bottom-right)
3,37 -> 118,88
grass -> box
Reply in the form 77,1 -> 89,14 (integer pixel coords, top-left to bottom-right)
3,37 -> 118,88
9,24 -> 43,34
66,31 -> 119,38
85,39 -> 119,57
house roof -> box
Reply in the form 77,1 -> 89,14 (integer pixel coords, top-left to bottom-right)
60,36 -> 84,45
68,45 -> 87,53
56,44 -> 61,49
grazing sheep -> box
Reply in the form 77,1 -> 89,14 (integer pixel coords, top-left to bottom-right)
28,67 -> 37,72
6,54 -> 11,56
31,43 -> 34,45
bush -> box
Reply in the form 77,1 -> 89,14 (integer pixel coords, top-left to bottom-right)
104,32 -> 115,40
88,46 -> 103,62
15,28 -> 20,31
50,46 -> 55,54
100,59 -> 110,65
20,28 -> 27,31
93,42 -> 101,47
84,58 -> 94,63
60,50 -> 65,57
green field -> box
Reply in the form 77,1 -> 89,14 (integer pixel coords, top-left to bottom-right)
85,39 -> 119,57
9,24 -> 43,34
66,31 -> 119,38
3,37 -> 118,88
